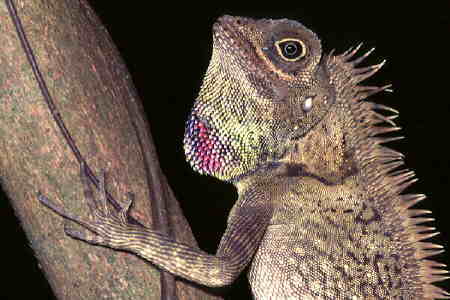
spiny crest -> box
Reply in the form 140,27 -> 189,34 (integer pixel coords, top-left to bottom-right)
328,45 -> 449,299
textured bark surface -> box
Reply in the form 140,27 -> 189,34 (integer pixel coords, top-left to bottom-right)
0,1 -> 221,299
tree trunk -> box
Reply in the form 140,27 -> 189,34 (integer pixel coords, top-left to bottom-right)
0,0 -> 221,299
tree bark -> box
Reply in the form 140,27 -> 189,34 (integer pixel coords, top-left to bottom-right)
0,0 -> 221,299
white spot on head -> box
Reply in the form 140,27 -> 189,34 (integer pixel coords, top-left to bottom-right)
303,96 -> 313,112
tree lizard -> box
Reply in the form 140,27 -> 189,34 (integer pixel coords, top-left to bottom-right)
39,15 -> 449,299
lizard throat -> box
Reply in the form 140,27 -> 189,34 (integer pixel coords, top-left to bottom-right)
183,113 -> 239,179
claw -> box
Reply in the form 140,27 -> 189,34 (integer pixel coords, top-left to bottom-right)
99,170 -> 109,216
64,226 -> 106,246
119,193 -> 134,224
38,192 -> 103,235
80,162 -> 98,214
38,192 -> 84,226
64,228 -> 85,240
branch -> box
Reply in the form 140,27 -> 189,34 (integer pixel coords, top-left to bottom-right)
0,0 -> 221,299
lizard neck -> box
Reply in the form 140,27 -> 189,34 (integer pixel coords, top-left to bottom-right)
279,103 -> 358,185
234,102 -> 358,192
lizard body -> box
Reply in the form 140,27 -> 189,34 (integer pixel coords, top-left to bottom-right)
39,15 -> 449,299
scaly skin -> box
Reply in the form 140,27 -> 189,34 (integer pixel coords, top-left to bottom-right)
39,15 -> 449,299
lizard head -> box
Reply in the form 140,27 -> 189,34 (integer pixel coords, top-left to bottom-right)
184,15 -> 336,181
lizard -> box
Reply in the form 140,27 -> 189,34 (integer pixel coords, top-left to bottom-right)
38,15 -> 450,299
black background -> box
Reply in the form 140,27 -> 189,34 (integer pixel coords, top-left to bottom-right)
1,1 -> 450,299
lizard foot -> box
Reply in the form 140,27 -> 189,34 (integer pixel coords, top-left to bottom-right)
38,162 -> 139,248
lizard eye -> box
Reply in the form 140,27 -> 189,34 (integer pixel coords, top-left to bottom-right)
275,38 -> 306,61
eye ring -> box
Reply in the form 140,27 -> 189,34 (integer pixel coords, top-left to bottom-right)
275,38 -> 307,62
